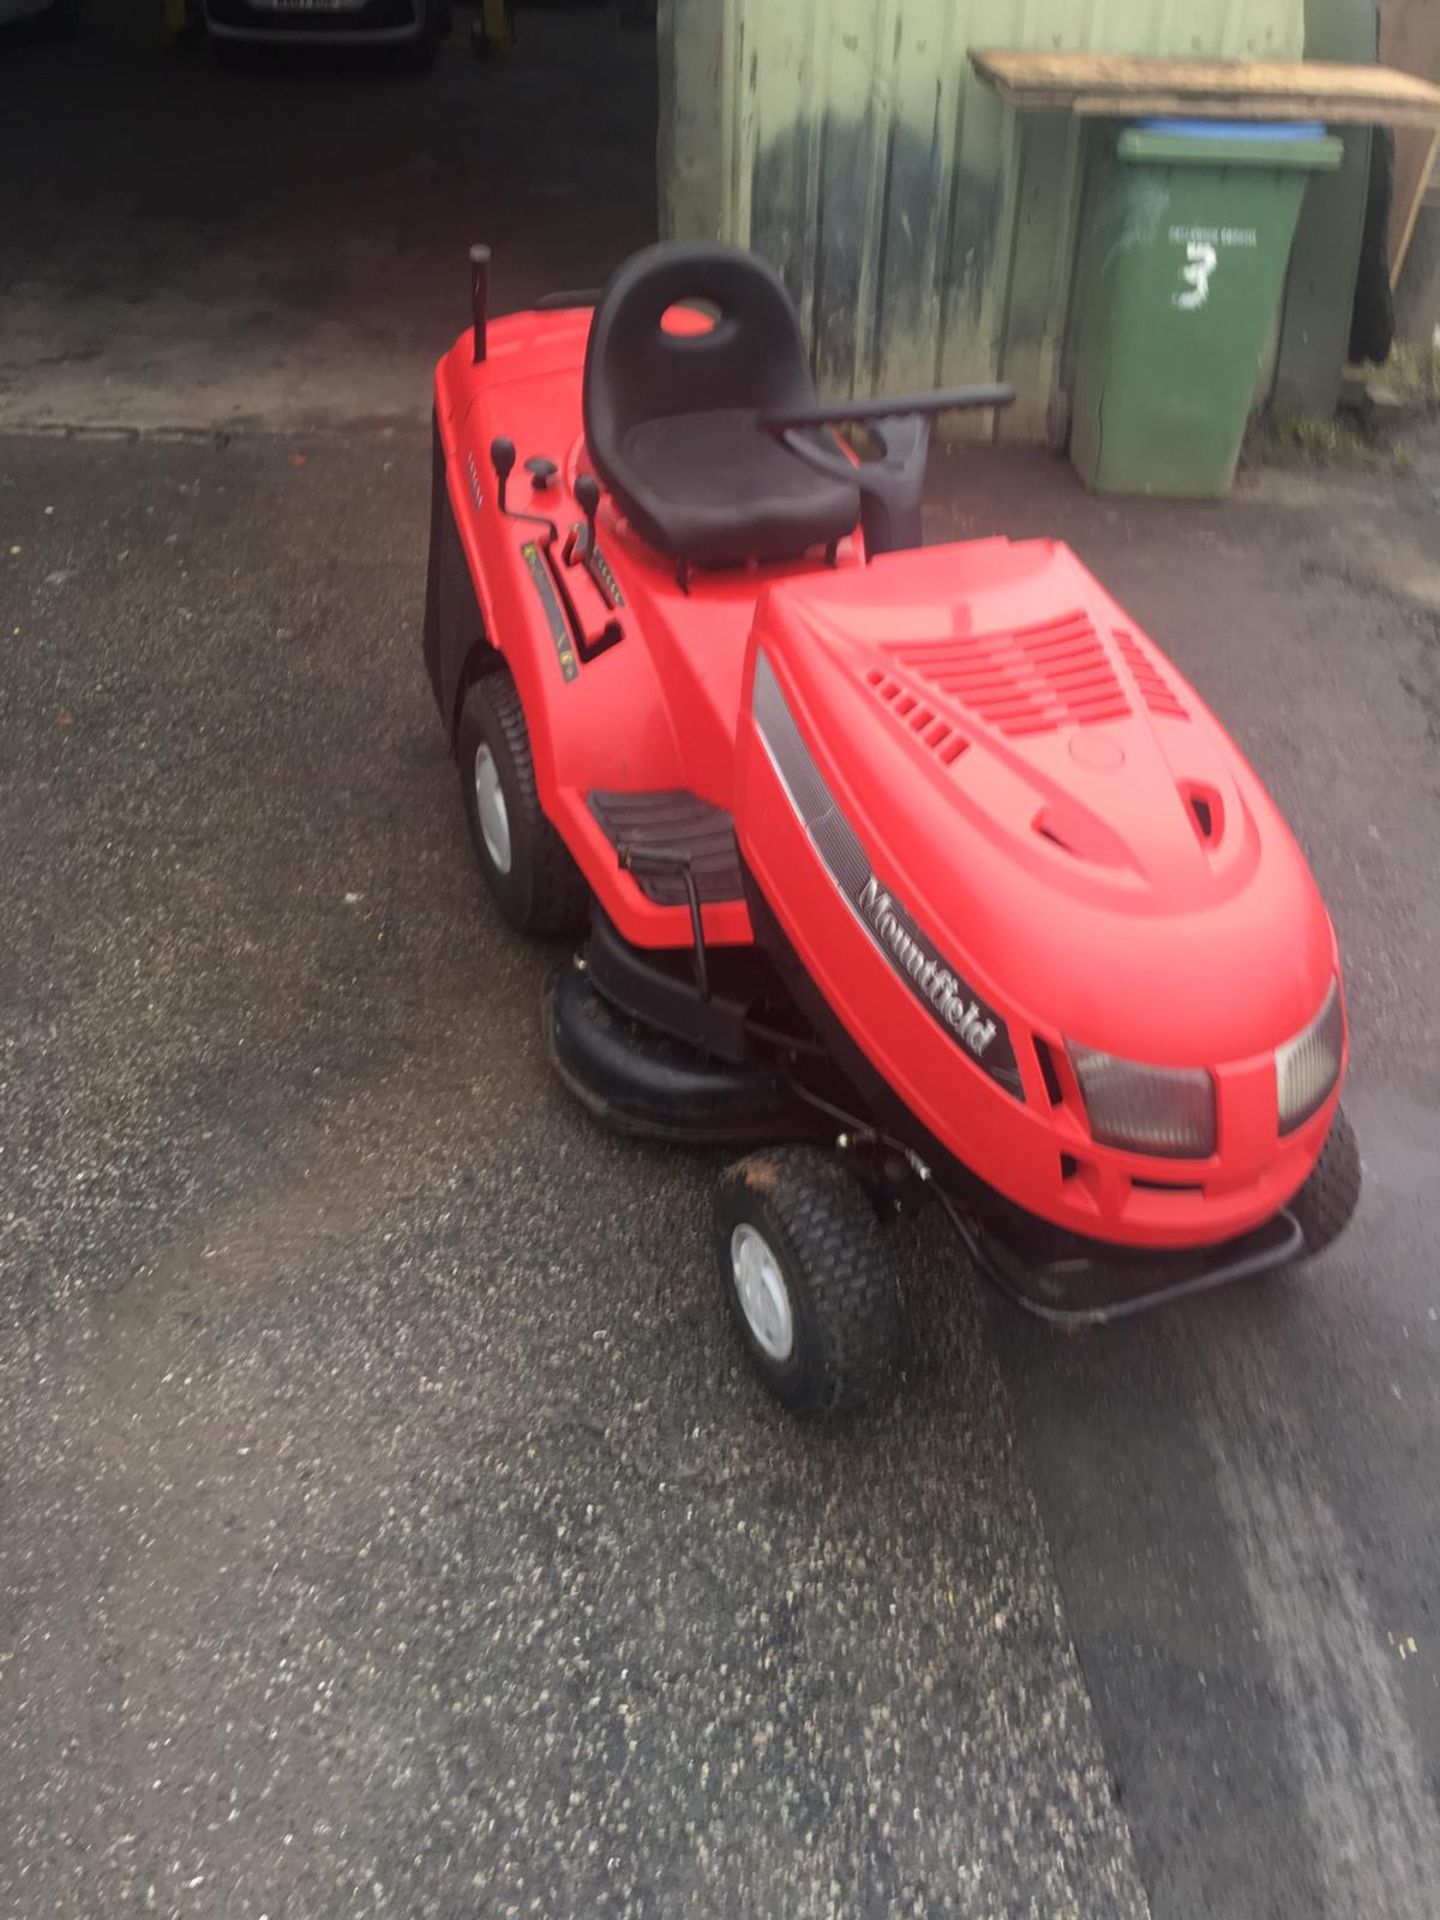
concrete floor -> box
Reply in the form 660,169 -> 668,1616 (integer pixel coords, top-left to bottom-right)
2,9 -> 1440,1920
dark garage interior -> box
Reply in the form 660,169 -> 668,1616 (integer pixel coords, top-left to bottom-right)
0,0 -> 658,434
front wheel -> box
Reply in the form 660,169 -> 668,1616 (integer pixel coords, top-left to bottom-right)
713,1147 -> 901,1415
456,670 -> 589,938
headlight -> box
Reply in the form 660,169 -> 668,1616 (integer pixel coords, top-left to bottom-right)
1067,1045 -> 1216,1159
1275,978 -> 1344,1134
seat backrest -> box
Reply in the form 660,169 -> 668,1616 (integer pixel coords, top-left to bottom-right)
583,242 -> 819,494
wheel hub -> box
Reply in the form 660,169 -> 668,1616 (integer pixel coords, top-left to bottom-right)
472,743 -> 512,875
729,1223 -> 795,1362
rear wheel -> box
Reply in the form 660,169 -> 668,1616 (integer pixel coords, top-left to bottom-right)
456,670 -> 589,938
1289,1105 -> 1361,1255
713,1147 -> 901,1415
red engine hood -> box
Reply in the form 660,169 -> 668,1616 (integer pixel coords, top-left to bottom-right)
738,537 -> 1336,1068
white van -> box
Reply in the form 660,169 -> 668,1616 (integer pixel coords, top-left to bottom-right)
203,0 -> 448,66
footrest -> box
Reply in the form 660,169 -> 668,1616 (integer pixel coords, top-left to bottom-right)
588,789 -> 744,906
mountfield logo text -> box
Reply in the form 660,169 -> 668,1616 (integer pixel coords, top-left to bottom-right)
856,876 -> 997,1058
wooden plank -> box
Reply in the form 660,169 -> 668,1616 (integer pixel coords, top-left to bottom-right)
973,50 -> 1440,107
1391,127 -> 1440,284
1068,91 -> 1440,128
1380,0 -> 1440,275
993,91 -> 1440,127
970,50 -> 1440,125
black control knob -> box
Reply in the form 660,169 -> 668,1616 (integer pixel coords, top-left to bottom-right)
525,456 -> 558,492
489,436 -> 516,513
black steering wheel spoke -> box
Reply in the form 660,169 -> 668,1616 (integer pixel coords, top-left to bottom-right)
764,383 -> 1013,558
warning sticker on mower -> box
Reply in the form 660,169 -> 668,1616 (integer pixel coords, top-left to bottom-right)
522,541 -> 579,683
570,527 -> 626,609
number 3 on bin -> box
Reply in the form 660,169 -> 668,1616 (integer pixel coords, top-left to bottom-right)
1175,240 -> 1217,311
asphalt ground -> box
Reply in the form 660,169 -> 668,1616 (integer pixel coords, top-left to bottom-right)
925,448 -> 1440,1918
3,6 -> 1440,1919
1,428 -> 1144,1920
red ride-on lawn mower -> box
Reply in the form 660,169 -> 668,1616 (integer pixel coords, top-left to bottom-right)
423,240 -> 1360,1414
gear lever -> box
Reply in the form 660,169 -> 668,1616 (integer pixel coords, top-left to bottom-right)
489,437 -> 516,515
491,436 -> 557,541
575,473 -> 601,558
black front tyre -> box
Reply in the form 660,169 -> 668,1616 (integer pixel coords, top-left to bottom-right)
1289,1105 -> 1361,1255
456,670 -> 590,938
713,1147 -> 902,1416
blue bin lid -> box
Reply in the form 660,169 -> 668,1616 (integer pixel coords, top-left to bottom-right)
1139,118 -> 1326,141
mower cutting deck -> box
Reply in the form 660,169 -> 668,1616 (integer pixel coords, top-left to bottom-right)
422,239 -> 1360,1414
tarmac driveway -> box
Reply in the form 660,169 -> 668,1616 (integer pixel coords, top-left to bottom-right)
4,7 -> 1440,1919
0,429 -> 1144,1918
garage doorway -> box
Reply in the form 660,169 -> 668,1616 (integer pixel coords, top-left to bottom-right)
0,0 -> 659,433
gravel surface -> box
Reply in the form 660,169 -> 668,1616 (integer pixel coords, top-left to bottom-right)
928,437 -> 1440,1920
5,8 -> 1440,1916
0,431 -> 1146,1920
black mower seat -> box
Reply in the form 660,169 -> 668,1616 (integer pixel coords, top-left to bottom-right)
582,242 -> 860,570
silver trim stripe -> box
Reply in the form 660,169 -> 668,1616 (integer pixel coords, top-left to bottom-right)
751,650 -> 1023,1099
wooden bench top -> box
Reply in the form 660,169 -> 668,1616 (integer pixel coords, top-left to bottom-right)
970,50 -> 1440,128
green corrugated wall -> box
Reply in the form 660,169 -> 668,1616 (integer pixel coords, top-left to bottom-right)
660,0 -> 1305,439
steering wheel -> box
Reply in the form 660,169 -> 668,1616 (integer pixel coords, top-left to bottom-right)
759,384 -> 1014,557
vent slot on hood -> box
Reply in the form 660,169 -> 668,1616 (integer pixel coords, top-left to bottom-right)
893,610 -> 1130,737
1034,1037 -> 1066,1106
1114,629 -> 1190,721
866,668 -> 970,765
1181,781 -> 1223,846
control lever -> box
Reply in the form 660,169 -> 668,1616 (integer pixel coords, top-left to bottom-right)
490,436 -> 515,513
563,473 -> 619,614
488,437 -> 616,659
490,436 -> 557,541
575,473 -> 601,558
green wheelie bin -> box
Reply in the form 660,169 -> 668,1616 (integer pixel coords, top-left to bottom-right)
1070,119 -> 1342,497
